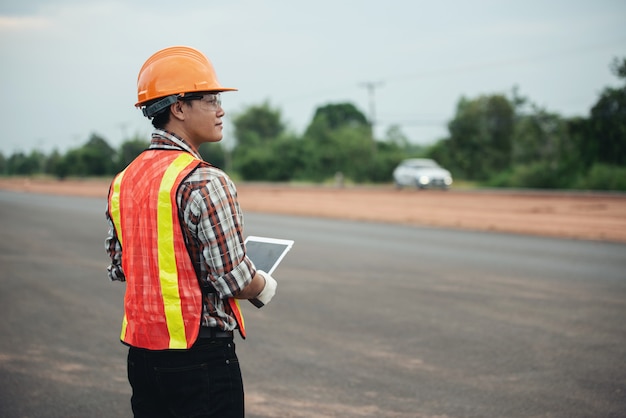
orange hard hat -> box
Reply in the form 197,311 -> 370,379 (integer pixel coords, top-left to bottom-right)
135,46 -> 236,117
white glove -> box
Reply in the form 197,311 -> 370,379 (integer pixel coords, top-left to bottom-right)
250,270 -> 277,308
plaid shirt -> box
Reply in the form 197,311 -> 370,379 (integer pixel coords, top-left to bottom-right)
105,129 -> 256,332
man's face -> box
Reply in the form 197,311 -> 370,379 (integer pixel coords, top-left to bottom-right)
182,92 -> 225,147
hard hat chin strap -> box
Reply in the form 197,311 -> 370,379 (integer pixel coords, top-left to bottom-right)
142,95 -> 179,118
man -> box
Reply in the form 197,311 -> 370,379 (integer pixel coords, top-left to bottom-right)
105,45 -> 278,418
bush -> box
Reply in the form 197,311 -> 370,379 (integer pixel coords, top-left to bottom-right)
574,164 -> 626,191
486,162 -> 573,189
485,169 -> 514,188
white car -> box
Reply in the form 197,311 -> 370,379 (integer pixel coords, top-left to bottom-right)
392,158 -> 453,190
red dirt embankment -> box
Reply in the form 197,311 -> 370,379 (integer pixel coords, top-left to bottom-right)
1,177 -> 625,243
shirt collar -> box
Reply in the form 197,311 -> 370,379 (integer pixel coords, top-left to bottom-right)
149,129 -> 203,160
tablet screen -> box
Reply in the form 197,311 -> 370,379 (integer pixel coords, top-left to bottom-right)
244,236 -> 294,275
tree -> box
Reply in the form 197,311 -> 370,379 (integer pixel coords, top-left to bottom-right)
426,138 -> 454,174
267,135 -> 309,181
44,149 -> 64,176
512,106 -> 568,167
305,103 -> 369,133
232,101 -> 285,148
52,133 -> 116,177
6,151 -> 45,175
588,57 -> 626,166
198,142 -> 227,169
301,103 -> 373,182
82,133 -> 117,176
231,102 -> 297,180
447,94 -> 514,180
116,137 -> 149,171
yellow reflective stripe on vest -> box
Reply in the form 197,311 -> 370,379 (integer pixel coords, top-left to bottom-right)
229,298 -> 245,336
109,170 -> 129,340
110,170 -> 126,247
158,153 -> 197,349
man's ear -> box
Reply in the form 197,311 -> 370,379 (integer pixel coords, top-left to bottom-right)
170,100 -> 187,121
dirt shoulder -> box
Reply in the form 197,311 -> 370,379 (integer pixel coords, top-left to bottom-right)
1,177 -> 625,243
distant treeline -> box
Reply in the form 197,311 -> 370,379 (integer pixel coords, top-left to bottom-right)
2,58 -> 625,191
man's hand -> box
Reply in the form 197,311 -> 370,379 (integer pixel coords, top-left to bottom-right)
250,270 -> 277,308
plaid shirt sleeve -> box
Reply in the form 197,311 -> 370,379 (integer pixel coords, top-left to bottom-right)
105,207 -> 126,282
180,167 -> 256,300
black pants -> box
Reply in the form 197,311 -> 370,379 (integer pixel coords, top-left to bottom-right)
127,338 -> 244,418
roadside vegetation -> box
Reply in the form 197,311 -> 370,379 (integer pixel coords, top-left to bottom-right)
2,58 -> 624,191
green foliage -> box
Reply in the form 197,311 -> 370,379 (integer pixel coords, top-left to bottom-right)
5,151 -> 45,175
301,104 -> 374,182
513,109 -> 566,165
440,57 -> 625,189
116,137 -> 149,171
611,57 -> 626,78
588,77 -> 626,165
85,134 -> 116,174
447,94 -> 514,180
233,101 -> 389,183
486,162 -> 572,189
51,133 -> 116,178
306,103 -> 369,133
574,163 -> 626,191
232,101 -> 284,147
231,101 -> 286,180
44,150 -> 63,176
424,138 -> 455,175
563,117 -> 593,170
233,145 -> 273,181
266,135 -> 309,181
326,126 -> 375,182
198,142 -> 227,169
486,162 -> 626,191
370,141 -> 407,182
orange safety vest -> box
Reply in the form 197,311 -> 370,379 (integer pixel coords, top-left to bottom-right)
108,150 -> 246,350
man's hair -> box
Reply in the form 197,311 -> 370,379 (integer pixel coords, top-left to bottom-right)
151,109 -> 170,129
148,98 -> 194,129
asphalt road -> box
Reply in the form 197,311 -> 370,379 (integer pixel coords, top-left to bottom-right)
0,190 -> 625,418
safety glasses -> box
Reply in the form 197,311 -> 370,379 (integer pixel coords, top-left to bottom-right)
181,93 -> 222,110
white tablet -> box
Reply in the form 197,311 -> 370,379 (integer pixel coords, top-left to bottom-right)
244,235 -> 294,275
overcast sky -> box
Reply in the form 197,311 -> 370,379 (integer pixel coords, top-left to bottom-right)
1,0 -> 625,155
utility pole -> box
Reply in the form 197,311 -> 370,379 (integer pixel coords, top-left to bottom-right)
359,81 -> 383,153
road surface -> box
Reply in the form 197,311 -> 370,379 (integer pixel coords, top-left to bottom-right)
0,191 -> 625,418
